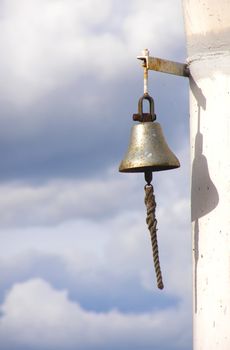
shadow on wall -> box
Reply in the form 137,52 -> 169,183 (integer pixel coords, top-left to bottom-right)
190,76 -> 219,313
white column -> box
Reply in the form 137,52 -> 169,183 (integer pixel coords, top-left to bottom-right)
183,1 -> 230,349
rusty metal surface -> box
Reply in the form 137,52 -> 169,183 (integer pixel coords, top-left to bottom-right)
133,113 -> 153,122
132,94 -> 156,122
137,54 -> 190,77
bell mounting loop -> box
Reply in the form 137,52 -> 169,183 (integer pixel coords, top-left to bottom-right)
133,93 -> 156,122
138,94 -> 155,118
133,49 -> 156,123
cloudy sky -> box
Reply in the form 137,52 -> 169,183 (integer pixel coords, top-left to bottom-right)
0,0 -> 192,349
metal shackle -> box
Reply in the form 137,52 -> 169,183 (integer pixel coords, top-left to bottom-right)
138,94 -> 156,121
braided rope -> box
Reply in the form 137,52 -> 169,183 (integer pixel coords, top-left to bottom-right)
144,184 -> 164,290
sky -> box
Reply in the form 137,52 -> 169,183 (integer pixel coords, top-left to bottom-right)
0,0 -> 192,349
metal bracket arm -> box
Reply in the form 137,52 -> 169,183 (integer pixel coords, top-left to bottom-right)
137,53 -> 190,78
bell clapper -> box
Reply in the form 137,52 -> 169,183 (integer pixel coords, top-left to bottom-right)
144,170 -> 164,290
144,170 -> 152,185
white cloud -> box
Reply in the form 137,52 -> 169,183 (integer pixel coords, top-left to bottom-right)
0,205 -> 191,293
123,0 -> 184,52
0,143 -> 191,300
0,141 -> 189,228
0,196 -> 191,303
0,144 -> 191,348
0,1 -> 191,349
0,278 -> 191,350
0,0 -> 185,105
0,171 -> 142,227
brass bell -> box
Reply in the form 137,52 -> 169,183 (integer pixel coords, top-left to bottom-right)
119,94 -> 180,173
119,92 -> 180,290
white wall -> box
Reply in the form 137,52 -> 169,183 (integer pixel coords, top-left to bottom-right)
183,1 -> 230,349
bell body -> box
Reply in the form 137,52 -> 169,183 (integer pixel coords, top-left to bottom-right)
119,122 -> 180,173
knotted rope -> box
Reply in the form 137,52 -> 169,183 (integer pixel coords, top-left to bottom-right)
144,183 -> 164,290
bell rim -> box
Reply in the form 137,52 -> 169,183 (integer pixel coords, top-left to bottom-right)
119,163 -> 180,173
